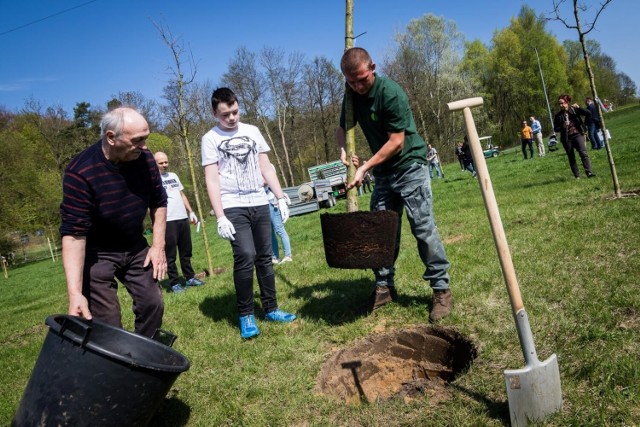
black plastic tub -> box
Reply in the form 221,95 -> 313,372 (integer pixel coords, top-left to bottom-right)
12,315 -> 190,427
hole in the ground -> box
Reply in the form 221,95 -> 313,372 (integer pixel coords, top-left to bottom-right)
316,325 -> 477,404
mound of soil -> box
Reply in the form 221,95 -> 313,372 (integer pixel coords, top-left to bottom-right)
316,325 -> 477,404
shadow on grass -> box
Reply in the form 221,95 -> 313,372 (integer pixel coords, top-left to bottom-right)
288,278 -> 371,325
450,383 -> 510,424
149,396 -> 191,427
287,277 -> 434,325
199,292 -> 239,328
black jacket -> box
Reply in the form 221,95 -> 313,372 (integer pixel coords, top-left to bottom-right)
553,106 -> 590,142
586,103 -> 601,126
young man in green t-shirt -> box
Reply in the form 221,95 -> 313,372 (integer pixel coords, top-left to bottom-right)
336,47 -> 452,322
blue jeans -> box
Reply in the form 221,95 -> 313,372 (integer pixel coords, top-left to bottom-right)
429,162 -> 442,178
268,202 -> 291,259
588,122 -> 604,149
225,205 -> 278,316
370,163 -> 450,290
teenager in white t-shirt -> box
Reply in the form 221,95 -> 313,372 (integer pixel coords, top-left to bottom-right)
202,87 -> 296,339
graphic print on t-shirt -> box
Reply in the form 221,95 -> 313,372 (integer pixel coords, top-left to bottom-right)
161,177 -> 179,190
218,135 -> 261,194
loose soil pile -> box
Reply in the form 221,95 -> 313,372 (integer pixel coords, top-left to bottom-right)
316,325 -> 477,404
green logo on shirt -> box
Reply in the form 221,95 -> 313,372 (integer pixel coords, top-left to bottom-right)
370,112 -> 377,121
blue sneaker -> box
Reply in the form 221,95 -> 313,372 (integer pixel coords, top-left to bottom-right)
239,314 -> 260,339
264,309 -> 297,323
185,277 -> 204,287
171,284 -> 186,293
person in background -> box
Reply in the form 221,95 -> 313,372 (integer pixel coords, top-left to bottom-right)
361,160 -> 374,193
455,142 -> 465,171
462,136 -> 477,178
202,87 -> 296,339
553,94 -> 596,179
60,107 -> 167,338
529,116 -> 545,157
337,47 -> 453,323
265,167 -> 292,264
585,97 -> 604,150
154,152 -> 204,293
427,144 -> 443,179
520,120 -> 534,159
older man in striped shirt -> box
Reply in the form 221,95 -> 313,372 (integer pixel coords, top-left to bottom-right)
60,107 -> 167,337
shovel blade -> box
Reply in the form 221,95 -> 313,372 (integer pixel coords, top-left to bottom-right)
504,354 -> 562,426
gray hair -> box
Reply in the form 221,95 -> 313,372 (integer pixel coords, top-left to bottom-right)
100,106 -> 140,139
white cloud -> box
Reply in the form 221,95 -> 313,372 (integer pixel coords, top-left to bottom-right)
0,77 -> 58,92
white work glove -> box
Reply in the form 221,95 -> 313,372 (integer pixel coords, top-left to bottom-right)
217,216 -> 236,241
283,194 -> 291,205
277,198 -> 290,223
189,211 -> 198,224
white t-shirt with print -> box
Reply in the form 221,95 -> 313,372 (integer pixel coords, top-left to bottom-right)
427,147 -> 439,164
160,172 -> 188,222
201,122 -> 270,209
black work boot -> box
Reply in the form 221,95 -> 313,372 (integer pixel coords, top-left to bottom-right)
429,289 -> 453,322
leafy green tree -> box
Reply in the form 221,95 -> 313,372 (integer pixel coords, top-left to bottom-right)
483,6 -> 568,143
0,112 -> 62,239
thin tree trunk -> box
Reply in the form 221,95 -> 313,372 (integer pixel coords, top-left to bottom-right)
344,0 -> 358,213
156,23 -> 214,275
572,0 -> 620,197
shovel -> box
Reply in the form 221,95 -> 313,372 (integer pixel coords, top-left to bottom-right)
448,97 -> 563,426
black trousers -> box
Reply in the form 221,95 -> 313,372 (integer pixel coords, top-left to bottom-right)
166,218 -> 195,285
225,205 -> 278,316
83,245 -> 164,338
561,134 -> 593,177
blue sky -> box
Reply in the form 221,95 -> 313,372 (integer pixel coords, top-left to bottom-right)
1,0 -> 637,114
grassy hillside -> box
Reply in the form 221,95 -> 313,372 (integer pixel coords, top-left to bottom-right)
1,105 -> 639,426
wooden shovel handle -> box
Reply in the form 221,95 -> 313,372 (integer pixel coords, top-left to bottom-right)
462,107 -> 525,314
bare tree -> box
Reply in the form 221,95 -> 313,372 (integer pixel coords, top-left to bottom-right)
549,0 -> 622,197
108,91 -> 162,132
261,47 -> 305,186
302,57 -> 343,164
154,21 -> 215,274
222,47 -> 290,185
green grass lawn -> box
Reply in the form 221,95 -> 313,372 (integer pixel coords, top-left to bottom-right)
1,106 -> 639,426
